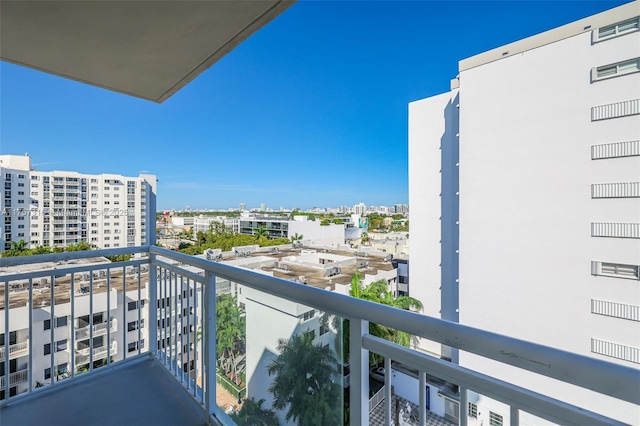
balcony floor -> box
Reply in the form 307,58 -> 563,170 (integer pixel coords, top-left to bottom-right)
0,356 -> 209,426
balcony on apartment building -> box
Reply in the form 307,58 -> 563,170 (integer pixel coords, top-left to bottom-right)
0,246 -> 638,426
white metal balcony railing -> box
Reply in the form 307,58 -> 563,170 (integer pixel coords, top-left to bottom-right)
0,369 -> 29,388
75,342 -> 117,364
75,319 -> 117,340
0,246 -> 638,426
0,340 -> 29,360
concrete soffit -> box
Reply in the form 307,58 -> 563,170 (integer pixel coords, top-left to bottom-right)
0,1 -> 295,103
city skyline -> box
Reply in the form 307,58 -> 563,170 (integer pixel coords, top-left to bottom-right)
160,201 -> 408,213
0,1 -> 629,210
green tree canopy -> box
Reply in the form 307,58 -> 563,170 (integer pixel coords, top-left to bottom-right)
268,330 -> 341,426
342,270 -> 423,364
231,398 -> 279,426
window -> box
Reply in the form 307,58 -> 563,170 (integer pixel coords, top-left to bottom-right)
596,17 -> 640,41
44,343 -> 51,355
468,403 -> 478,418
44,320 -> 51,331
489,412 -> 503,426
594,58 -> 640,81
128,300 -> 145,311
128,319 -> 144,331
44,368 -> 51,380
592,261 -> 640,280
56,316 -> 67,328
320,324 -> 330,336
302,310 -> 316,321
56,339 -> 67,352
128,340 -> 144,353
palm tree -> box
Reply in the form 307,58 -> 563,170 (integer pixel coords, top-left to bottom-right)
254,226 -> 269,239
10,239 -> 28,251
230,398 -> 279,426
268,330 -> 342,425
289,233 -> 303,242
216,295 -> 246,384
360,232 -> 369,244
344,269 -> 423,364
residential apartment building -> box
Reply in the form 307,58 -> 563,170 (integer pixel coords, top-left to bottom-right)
192,215 -> 240,234
409,2 -> 639,425
353,202 -> 367,216
0,154 -> 157,252
239,213 -> 345,246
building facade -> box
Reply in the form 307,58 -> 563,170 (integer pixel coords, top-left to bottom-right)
409,3 -> 639,424
1,154 -> 157,252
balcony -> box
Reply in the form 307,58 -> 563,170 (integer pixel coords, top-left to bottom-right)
75,341 -> 117,365
0,246 -> 638,426
75,318 -> 117,340
0,368 -> 29,388
0,340 -> 28,360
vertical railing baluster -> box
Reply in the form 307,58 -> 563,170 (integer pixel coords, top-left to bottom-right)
169,271 -> 174,373
384,356 -> 392,425
148,253 -> 158,361
70,274 -> 75,379
179,275 -> 185,383
106,268 -> 111,366
199,279 -> 205,405
192,278 -> 198,399
28,278 -> 34,391
137,265 -> 142,356
419,370 -> 426,426
204,271 -> 216,419
459,386 -> 468,426
49,275 -> 55,385
162,268 -> 167,364
4,279 -> 10,400
511,405 -> 520,425
89,273 -> 94,372
122,266 -> 127,361
349,318 -> 369,426
186,279 -> 192,391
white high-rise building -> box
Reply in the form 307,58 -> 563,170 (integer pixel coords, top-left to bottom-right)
1,154 -> 157,252
353,202 -> 367,216
409,2 -> 639,425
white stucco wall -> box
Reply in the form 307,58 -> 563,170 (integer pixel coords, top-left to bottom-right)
288,220 -> 345,246
408,90 -> 459,358
456,26 -> 640,424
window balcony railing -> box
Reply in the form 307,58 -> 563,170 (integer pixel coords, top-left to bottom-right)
0,246 -> 638,426
0,340 -> 29,360
75,318 -> 117,340
0,368 -> 29,388
75,341 -> 117,364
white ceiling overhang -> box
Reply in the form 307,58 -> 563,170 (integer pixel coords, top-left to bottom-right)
0,1 -> 295,103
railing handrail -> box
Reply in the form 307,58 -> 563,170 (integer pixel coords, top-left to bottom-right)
0,340 -> 29,357
148,246 -> 640,406
1,245 -> 638,409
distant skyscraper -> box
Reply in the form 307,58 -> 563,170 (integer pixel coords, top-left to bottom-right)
240,202 -> 246,211
395,204 -> 409,214
260,203 -> 265,211
353,202 -> 367,216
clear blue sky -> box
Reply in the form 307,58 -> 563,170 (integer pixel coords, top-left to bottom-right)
0,1 -> 630,211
